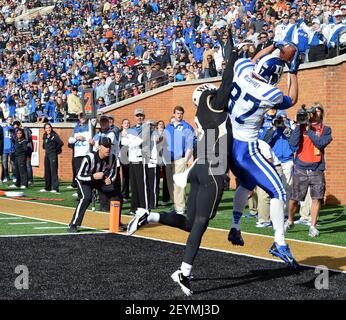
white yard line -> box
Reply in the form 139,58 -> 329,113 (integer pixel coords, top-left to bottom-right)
0,211 -> 105,235
34,227 -> 73,230
0,231 -> 106,238
8,222 -> 48,225
0,217 -> 22,220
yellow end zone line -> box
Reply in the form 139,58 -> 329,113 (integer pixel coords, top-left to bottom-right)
1,196 -> 345,250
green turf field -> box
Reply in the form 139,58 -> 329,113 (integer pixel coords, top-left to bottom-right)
0,178 -> 345,246
0,212 -> 102,236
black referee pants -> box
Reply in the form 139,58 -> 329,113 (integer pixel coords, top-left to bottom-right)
130,162 -> 149,212
72,156 -> 84,188
159,163 -> 225,265
70,180 -> 119,227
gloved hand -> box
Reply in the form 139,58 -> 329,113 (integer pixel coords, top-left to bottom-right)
288,49 -> 301,74
273,40 -> 285,51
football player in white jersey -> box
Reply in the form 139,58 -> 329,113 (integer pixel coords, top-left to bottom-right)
228,41 -> 300,268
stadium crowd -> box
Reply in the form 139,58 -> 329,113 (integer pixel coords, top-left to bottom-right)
0,0 -> 345,124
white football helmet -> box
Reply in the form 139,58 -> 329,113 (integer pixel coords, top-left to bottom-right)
192,83 -> 217,106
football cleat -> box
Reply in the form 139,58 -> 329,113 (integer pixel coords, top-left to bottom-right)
228,228 -> 245,246
269,242 -> 299,268
171,269 -> 192,296
127,209 -> 149,235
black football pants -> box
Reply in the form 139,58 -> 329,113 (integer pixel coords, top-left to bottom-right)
159,163 -> 225,265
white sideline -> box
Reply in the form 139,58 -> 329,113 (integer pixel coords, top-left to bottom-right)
8,222 -> 48,225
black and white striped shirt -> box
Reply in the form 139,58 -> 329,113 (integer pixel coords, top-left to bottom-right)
77,151 -> 117,182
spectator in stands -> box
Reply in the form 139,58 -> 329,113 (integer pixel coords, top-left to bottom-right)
67,86 -> 82,122
163,106 -> 195,214
155,120 -> 170,206
119,118 -> 131,202
1,116 -> 15,183
9,128 -> 28,189
68,113 -> 92,194
40,123 -> 64,193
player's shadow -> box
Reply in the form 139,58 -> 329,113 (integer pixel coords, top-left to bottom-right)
193,266 -> 308,295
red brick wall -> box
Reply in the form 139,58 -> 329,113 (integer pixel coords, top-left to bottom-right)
30,61 -> 346,204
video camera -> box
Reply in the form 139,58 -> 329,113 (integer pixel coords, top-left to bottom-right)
296,104 -> 317,125
272,116 -> 285,128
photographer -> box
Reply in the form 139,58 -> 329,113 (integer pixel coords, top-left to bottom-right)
285,103 -> 332,237
263,110 -> 296,216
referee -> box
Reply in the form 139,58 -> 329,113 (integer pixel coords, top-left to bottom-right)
68,137 -> 120,233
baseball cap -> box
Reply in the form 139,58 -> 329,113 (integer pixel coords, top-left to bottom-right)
282,13 -> 289,18
312,18 -> 321,25
333,9 -> 343,16
341,5 -> 346,10
134,108 -> 144,116
100,137 -> 113,148
72,85 -> 78,91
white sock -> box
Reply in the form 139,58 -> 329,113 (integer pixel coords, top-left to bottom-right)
147,212 -> 160,223
181,262 -> 192,277
231,186 -> 250,230
270,198 -> 286,246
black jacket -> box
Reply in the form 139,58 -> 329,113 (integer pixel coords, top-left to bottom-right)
14,139 -> 28,158
43,132 -> 64,157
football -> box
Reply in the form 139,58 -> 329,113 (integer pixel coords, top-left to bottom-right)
279,43 -> 297,63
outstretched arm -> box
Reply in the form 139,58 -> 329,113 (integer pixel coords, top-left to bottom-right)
210,30 -> 237,110
251,43 -> 275,63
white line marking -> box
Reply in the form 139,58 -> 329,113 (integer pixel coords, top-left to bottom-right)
0,217 -> 22,220
34,227 -> 70,230
0,231 -> 106,238
8,222 -> 48,225
0,211 -> 102,233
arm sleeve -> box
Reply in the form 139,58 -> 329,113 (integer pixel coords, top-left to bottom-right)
211,48 -> 238,110
273,96 -> 293,110
77,155 -> 93,181
289,126 -> 302,148
107,155 -> 118,182
184,126 -> 195,151
306,126 -> 332,149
